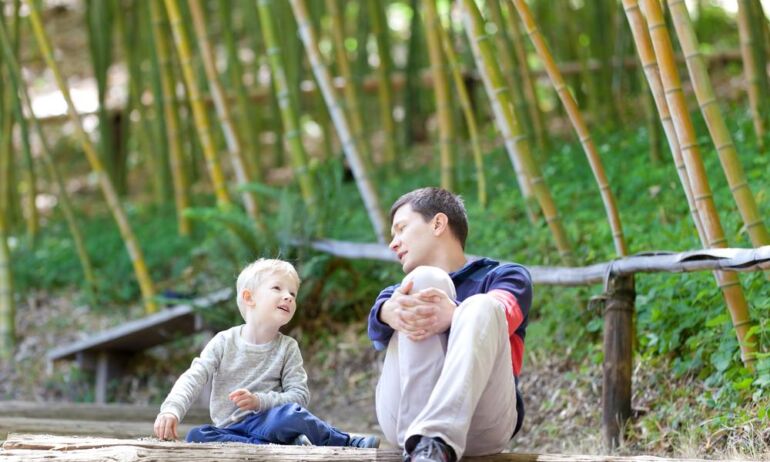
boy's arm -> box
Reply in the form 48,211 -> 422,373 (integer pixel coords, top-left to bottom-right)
255,338 -> 310,410
367,284 -> 398,350
158,332 -> 224,422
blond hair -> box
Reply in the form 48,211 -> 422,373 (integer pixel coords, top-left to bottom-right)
236,259 -> 301,320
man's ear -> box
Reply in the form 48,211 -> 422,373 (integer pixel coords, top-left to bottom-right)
432,213 -> 449,236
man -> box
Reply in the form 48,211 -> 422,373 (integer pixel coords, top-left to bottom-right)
368,187 -> 532,462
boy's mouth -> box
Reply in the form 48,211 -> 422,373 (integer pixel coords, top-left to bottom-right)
277,305 -> 290,313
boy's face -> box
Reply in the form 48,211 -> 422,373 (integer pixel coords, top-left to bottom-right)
243,272 -> 299,327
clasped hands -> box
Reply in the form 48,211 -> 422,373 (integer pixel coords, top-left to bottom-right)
381,280 -> 457,342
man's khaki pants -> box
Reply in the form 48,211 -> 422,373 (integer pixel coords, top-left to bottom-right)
375,288 -> 518,459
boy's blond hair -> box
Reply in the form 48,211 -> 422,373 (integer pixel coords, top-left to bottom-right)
236,259 -> 301,320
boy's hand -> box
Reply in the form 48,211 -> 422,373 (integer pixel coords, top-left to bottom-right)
229,388 -> 260,411
154,412 -> 179,440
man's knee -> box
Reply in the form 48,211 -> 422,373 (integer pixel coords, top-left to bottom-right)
454,294 -> 505,324
403,266 -> 456,298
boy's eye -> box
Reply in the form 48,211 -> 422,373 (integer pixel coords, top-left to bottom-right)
272,286 -> 280,290
290,292 -> 296,297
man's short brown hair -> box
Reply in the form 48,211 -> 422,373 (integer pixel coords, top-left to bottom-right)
390,187 -> 468,249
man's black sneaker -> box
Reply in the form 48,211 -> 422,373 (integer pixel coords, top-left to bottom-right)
403,436 -> 456,462
349,434 -> 381,448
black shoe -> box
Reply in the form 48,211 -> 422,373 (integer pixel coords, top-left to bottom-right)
403,436 -> 456,462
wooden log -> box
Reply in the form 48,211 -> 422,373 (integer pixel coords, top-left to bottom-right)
0,401 -> 209,422
307,239 -> 770,286
601,274 -> 636,448
0,417 -> 199,440
0,434 -> 753,462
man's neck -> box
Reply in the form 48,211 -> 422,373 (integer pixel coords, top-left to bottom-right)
429,248 -> 467,274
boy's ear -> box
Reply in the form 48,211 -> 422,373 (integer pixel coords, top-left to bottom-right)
242,289 -> 254,306
432,213 -> 449,236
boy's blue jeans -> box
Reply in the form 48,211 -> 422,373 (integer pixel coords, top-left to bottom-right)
186,403 -> 352,446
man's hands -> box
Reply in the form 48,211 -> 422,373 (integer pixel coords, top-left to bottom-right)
380,280 -> 456,341
229,388 -> 260,411
154,412 -> 179,440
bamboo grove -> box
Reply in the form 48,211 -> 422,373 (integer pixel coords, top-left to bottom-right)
0,0 -> 768,367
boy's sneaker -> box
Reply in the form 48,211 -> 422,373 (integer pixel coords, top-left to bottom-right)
348,434 -> 381,448
403,436 -> 456,462
291,434 -> 312,446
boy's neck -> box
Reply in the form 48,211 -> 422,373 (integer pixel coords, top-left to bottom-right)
241,322 -> 280,345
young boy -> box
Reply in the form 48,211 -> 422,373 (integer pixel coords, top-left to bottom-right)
153,258 -> 379,448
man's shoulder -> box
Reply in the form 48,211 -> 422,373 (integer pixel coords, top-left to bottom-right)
466,257 -> 531,281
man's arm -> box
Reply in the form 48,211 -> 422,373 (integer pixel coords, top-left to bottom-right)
368,285 -> 398,350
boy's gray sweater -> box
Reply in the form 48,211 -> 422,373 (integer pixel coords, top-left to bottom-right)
159,325 -> 310,427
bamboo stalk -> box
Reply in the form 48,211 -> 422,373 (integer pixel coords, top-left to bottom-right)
437,10 -> 487,207
220,0 -> 263,183
488,0 -> 530,141
502,0 -> 547,153
460,0 -> 574,264
26,0 -> 158,314
150,0 -> 191,236
367,0 -> 397,165
0,19 -> 97,297
511,0 -> 628,257
0,205 -> 12,360
667,0 -> 770,280
640,0 -> 755,367
116,0 -> 169,205
422,0 -> 455,190
289,0 -> 389,243
6,1 -> 37,244
163,0 -> 232,207
257,0 -> 317,208
622,0 -> 704,240
325,0 -> 372,168
187,0 -> 262,225
737,0 -> 767,149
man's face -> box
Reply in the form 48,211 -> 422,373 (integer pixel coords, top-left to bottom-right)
389,203 -> 436,273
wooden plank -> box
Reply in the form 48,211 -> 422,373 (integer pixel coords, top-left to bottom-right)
0,418 -> 200,440
0,434 -> 755,462
0,401 -> 209,422
47,289 -> 231,362
308,240 -> 770,286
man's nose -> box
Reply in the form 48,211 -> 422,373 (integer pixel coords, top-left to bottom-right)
389,237 -> 399,252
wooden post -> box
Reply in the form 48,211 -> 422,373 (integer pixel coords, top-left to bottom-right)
602,272 -> 635,448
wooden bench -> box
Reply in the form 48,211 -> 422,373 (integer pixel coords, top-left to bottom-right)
47,289 -> 232,404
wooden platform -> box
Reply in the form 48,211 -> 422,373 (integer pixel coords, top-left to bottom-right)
0,401 -> 209,440
0,434 -> 752,462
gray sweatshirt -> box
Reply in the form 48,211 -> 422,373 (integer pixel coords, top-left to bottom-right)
159,325 -> 310,427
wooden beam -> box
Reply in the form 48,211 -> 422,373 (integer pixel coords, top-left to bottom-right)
601,274 -> 636,449
0,401 -> 208,422
307,240 -> 770,286
0,419 -> 199,440
1,434 -> 755,462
